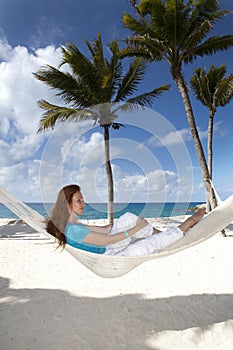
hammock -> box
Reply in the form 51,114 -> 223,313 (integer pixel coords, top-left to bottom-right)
0,185 -> 233,278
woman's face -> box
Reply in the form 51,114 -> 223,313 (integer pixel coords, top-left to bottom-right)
70,191 -> 85,215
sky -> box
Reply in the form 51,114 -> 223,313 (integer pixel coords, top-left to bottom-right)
0,0 -> 233,205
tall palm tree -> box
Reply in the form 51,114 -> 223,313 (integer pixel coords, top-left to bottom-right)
190,64 -> 233,208
34,33 -> 170,223
121,0 -> 233,209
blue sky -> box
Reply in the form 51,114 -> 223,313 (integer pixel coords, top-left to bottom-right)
0,0 -> 233,204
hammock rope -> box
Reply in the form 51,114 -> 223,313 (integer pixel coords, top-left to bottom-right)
0,185 -> 233,278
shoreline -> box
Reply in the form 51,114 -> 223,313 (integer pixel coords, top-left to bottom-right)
0,201 -> 204,222
1,217 -> 233,349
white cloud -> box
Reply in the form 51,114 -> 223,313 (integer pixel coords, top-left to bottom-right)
214,120 -> 227,137
148,128 -> 192,147
0,37 -> 62,168
30,16 -> 72,49
0,33 -> 12,61
0,160 -> 42,201
147,120 -> 227,149
120,169 -> 178,201
75,164 -> 192,203
0,37 -> 67,200
63,132 -> 105,168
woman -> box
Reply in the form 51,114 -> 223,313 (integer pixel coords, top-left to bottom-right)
46,184 -> 205,256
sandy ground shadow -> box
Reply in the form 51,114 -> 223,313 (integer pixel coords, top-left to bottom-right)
1,276 -> 233,350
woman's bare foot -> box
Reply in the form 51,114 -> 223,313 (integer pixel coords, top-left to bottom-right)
178,207 -> 206,234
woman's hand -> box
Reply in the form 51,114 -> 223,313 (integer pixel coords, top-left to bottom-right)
136,216 -> 148,230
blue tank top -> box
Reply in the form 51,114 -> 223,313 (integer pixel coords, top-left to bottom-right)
65,222 -> 106,254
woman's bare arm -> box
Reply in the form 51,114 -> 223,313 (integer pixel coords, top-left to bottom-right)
82,217 -> 148,246
84,223 -> 112,234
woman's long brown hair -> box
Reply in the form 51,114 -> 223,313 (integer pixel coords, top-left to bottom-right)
46,184 -> 81,248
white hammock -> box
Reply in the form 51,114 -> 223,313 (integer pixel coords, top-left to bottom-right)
1,185 -> 233,278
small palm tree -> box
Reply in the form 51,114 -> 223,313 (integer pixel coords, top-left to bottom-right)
190,64 -> 233,208
122,0 -> 233,209
34,33 -> 170,223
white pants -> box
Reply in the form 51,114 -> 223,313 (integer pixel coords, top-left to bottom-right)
105,212 -> 183,256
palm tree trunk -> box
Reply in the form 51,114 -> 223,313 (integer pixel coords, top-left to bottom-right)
208,113 -> 214,180
207,112 -> 226,236
206,113 -> 214,212
174,70 -> 217,209
103,125 -> 114,224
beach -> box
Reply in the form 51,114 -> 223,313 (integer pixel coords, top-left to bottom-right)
1,217 -> 233,350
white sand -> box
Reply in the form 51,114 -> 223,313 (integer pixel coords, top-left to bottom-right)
1,217 -> 233,350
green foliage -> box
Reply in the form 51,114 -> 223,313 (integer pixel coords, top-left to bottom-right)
34,33 -> 170,131
122,0 -> 233,71
190,64 -> 233,112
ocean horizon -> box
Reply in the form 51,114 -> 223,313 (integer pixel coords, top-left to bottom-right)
0,201 -> 204,220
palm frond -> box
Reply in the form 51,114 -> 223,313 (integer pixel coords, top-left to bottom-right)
185,0 -> 228,39
37,100 -> 97,133
35,65 -> 99,107
190,64 -> 233,110
123,13 -> 148,35
214,75 -> 233,107
61,43 -> 92,74
101,40 -> 123,99
34,66 -> 86,106
110,100 -> 145,116
121,36 -> 165,61
34,65 -> 76,90
103,60 -> 123,99
162,0 -> 189,46
189,0 -> 228,24
119,45 -> 152,60
123,0 -> 233,68
91,33 -> 106,71
61,43 -> 101,92
35,32 -> 170,133
114,58 -> 147,101
127,84 -> 170,107
181,20 -> 212,54
124,3 -> 168,41
84,38 -> 96,57
207,64 -> 227,94
190,68 -> 213,108
184,35 -> 233,63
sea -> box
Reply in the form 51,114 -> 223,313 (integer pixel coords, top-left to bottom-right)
0,202 -> 204,220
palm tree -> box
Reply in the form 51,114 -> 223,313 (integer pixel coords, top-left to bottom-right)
34,33 -> 170,223
190,64 -> 233,209
121,0 -> 233,209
